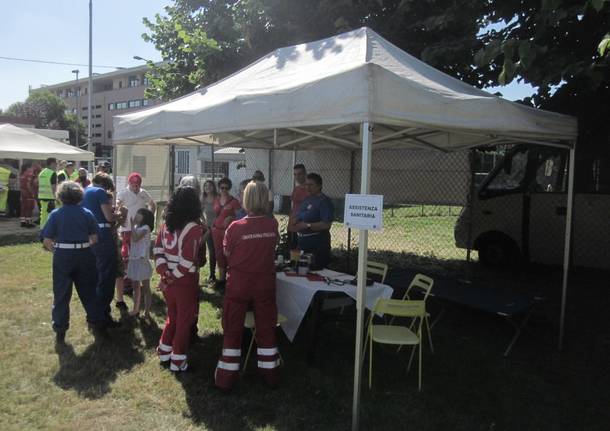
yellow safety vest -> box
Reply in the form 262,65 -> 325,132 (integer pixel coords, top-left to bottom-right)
58,170 -> 78,182
0,167 -> 9,212
38,168 -> 55,200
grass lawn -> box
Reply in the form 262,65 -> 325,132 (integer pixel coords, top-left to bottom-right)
1,243 -> 609,430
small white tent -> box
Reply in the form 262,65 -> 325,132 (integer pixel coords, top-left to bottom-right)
0,124 -> 94,161
114,27 -> 577,430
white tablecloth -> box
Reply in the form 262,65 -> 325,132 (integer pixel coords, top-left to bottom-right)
276,269 -> 394,342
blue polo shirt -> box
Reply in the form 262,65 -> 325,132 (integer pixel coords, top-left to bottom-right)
81,186 -> 113,239
297,193 -> 334,233
41,204 -> 98,243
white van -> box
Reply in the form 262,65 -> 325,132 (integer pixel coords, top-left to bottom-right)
454,145 -> 610,269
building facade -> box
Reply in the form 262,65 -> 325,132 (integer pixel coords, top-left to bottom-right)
30,65 -> 156,158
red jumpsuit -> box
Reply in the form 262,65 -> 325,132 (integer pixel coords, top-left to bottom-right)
211,196 -> 241,272
19,169 -> 36,220
154,221 -> 204,371
215,215 -> 280,390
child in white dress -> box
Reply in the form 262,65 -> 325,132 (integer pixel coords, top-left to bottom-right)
127,208 -> 154,317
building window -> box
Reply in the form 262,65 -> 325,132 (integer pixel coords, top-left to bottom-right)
84,87 -> 88,95
108,103 -> 115,111
95,105 -> 101,109
82,116 -> 87,120
75,89 -> 80,96
93,133 -> 102,138
133,156 -> 147,177
128,75 -> 140,87
107,130 -> 112,139
203,161 -> 229,177
128,99 -> 141,108
118,80 -> 123,89
142,99 -> 150,107
143,76 -> 150,86
115,101 -> 128,110
82,107 -> 88,111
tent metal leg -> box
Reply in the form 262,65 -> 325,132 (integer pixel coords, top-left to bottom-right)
352,122 -> 372,431
559,146 -> 576,351
503,307 -> 534,357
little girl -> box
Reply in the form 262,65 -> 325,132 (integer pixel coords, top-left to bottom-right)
127,208 -> 155,317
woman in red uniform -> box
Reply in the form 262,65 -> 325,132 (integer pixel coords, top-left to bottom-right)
154,187 -> 205,372
212,177 -> 241,288
215,181 -> 280,391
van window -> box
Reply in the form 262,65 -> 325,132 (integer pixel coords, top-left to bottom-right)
533,153 -> 566,193
485,149 -> 528,192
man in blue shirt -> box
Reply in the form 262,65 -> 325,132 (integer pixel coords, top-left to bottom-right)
41,181 -> 103,344
293,173 -> 334,269
81,173 -> 123,327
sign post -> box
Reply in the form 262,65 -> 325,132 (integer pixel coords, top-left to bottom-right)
344,194 -> 384,231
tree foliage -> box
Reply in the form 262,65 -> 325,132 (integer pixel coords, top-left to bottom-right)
7,91 -> 86,147
474,0 -> 610,189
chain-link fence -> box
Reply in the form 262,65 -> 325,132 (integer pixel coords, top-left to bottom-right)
112,142 -> 610,274
243,147 -> 473,272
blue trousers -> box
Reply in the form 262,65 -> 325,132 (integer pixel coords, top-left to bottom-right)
92,235 -> 118,321
52,248 -> 101,332
298,230 -> 331,270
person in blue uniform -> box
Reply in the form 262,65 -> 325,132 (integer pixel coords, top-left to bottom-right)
41,181 -> 103,344
292,173 -> 334,269
81,173 -> 123,327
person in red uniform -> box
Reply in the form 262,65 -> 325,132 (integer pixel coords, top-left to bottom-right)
215,181 -> 280,391
19,162 -> 36,228
211,177 -> 241,288
287,164 -> 309,249
154,187 -> 205,372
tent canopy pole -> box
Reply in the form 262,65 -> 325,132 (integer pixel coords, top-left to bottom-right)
559,145 -> 576,350
352,122 -> 372,431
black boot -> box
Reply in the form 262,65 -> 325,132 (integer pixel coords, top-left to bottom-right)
55,331 -> 66,345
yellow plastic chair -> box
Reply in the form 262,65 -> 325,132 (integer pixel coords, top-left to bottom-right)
368,299 -> 426,391
391,273 -> 435,353
242,311 -> 287,373
366,261 -> 389,283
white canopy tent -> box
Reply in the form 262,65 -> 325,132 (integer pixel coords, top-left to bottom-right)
114,27 -> 577,430
0,124 -> 94,161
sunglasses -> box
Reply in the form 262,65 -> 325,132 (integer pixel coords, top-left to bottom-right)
219,186 -> 230,190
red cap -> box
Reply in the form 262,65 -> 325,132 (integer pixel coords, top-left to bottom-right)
128,172 -> 142,185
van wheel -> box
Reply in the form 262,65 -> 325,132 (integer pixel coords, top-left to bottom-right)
478,236 -> 520,267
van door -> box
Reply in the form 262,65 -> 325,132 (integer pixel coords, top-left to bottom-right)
527,149 -> 568,265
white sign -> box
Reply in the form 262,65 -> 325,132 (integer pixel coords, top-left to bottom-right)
344,194 -> 384,231
115,175 -> 127,193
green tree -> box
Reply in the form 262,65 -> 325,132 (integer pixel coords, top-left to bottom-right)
7,91 -> 86,147
7,91 -> 66,129
474,0 -> 610,190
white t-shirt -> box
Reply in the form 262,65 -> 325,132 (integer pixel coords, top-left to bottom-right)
129,225 -> 151,259
117,187 -> 153,232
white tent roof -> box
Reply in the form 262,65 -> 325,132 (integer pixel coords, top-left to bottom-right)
114,27 -> 577,150
0,124 -> 94,161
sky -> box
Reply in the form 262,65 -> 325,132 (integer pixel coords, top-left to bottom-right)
0,0 -> 535,111
0,0 -> 167,110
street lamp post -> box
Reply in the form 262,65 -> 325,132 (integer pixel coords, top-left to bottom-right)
88,0 -> 93,171
71,69 -> 79,149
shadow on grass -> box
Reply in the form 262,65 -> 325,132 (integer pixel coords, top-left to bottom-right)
165,327 -> 356,430
53,320 -> 145,400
